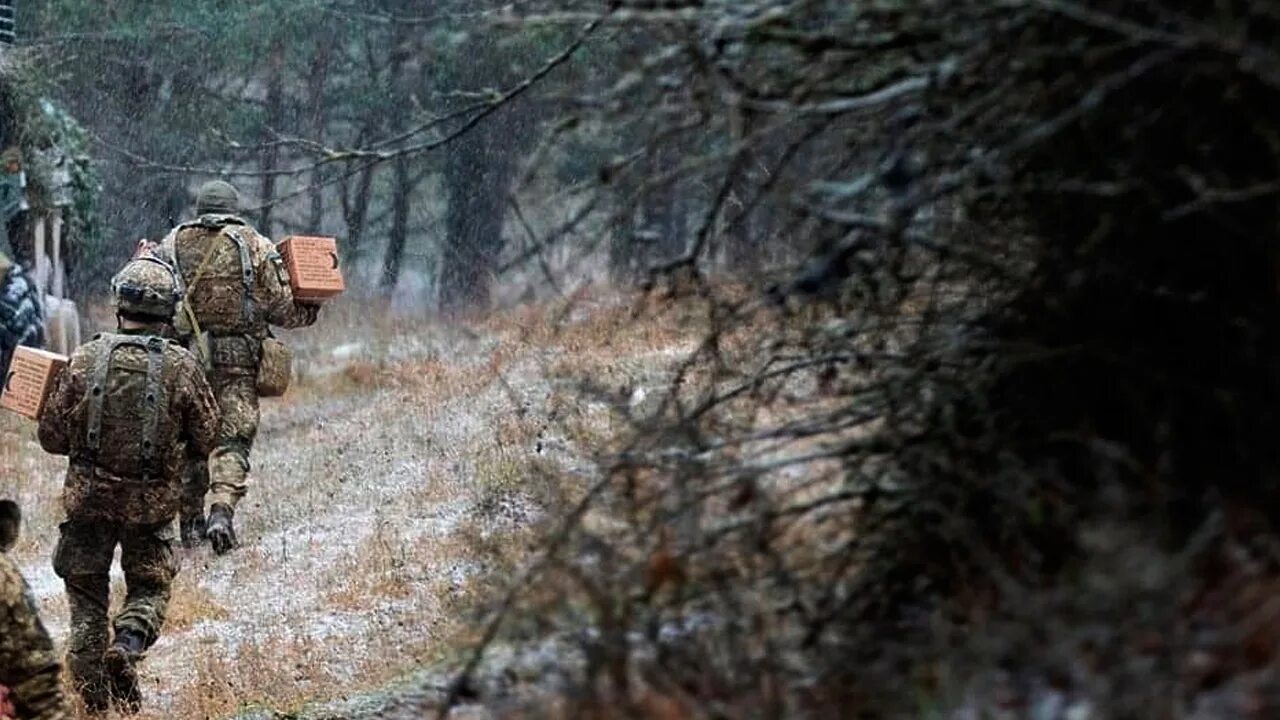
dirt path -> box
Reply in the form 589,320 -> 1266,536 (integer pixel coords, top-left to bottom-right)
1,309 -> 581,719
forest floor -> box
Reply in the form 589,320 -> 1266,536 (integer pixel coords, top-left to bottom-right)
0,291 -> 694,719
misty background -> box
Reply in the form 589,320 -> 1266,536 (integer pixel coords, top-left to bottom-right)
10,0 -> 792,315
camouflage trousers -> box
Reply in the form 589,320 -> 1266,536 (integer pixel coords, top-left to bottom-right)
181,367 -> 260,514
52,519 -> 177,706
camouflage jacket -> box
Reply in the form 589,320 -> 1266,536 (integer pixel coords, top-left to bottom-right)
158,214 -> 318,346
38,330 -> 220,524
0,554 -> 68,720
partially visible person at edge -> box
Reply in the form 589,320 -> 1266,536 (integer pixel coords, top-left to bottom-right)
36,257 -> 219,714
0,500 -> 69,720
155,180 -> 320,554
0,251 -> 44,374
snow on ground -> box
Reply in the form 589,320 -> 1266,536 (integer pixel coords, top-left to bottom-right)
0,319 -> 524,716
0,294 -> 691,719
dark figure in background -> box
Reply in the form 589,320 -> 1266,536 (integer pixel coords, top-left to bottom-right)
37,257 -> 218,714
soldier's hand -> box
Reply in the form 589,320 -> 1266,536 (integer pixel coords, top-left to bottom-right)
206,505 -> 237,555
208,522 -> 236,555
133,239 -> 159,259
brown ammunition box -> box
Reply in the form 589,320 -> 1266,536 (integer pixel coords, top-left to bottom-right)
1,346 -> 68,420
277,236 -> 345,302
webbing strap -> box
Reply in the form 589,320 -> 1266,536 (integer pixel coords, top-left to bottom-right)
84,336 -> 124,454
225,228 -> 257,324
141,336 -> 167,470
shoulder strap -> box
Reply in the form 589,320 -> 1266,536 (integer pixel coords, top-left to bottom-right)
158,227 -> 184,295
224,228 -> 257,323
84,336 -> 123,453
141,336 -> 167,474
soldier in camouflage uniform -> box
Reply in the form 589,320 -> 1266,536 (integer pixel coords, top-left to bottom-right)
0,500 -> 69,720
37,257 -> 219,714
158,180 -> 319,554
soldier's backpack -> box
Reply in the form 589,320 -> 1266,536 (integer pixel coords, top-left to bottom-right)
70,334 -> 181,524
167,217 -> 259,337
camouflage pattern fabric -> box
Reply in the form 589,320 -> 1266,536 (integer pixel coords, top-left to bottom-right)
36,326 -> 213,710
51,520 -> 176,710
0,554 -> 69,720
184,368 -> 258,511
38,330 -> 220,525
0,263 -> 44,374
110,256 -> 178,320
159,214 -> 317,515
159,214 -> 318,338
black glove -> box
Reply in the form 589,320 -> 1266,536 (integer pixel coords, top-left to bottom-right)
206,503 -> 237,555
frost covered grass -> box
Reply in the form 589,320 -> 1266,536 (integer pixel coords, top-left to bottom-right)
0,290 -> 701,719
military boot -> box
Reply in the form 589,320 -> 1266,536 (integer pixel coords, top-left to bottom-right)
180,511 -> 207,548
103,629 -> 145,714
206,503 -> 238,555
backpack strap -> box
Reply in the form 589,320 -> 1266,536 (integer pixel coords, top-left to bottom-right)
141,336 -> 168,474
224,228 -> 257,324
84,335 -> 125,455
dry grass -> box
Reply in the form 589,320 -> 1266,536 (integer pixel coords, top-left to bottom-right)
165,574 -> 232,632
163,631 -> 336,719
1,288 -> 707,720
424,285 -> 895,716
0,286 -> 711,717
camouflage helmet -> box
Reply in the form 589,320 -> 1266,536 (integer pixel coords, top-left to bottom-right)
195,179 -> 240,215
111,256 -> 179,319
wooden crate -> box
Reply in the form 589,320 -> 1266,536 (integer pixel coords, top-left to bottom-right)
1,346 -> 68,420
277,236 -> 345,302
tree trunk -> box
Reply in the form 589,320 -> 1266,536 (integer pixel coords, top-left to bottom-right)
647,148 -> 686,265
608,190 -> 639,283
723,109 -> 777,273
378,11 -> 415,293
381,156 -> 411,291
339,159 -> 375,266
259,40 -> 285,235
439,120 -> 517,313
613,147 -> 684,279
306,42 -> 330,230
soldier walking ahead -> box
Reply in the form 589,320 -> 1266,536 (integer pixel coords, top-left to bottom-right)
159,180 -> 320,553
37,257 -> 219,713
0,500 -> 69,720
